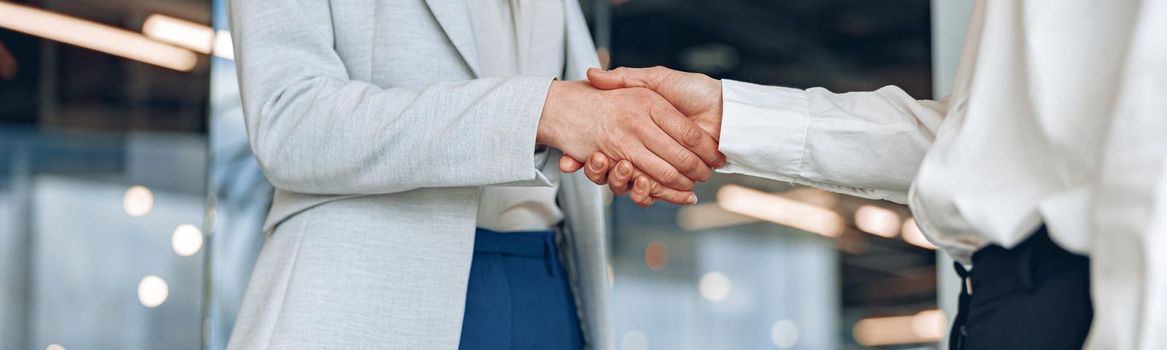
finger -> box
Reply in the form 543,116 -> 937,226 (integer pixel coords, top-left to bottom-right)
560,155 -> 585,173
608,160 -> 635,196
586,66 -> 666,91
583,152 -> 611,185
626,146 -> 694,191
637,118 -> 712,183
648,99 -> 722,169
641,176 -> 698,205
630,176 -> 656,208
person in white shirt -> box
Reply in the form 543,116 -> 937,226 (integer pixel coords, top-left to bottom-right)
562,1 -> 1166,349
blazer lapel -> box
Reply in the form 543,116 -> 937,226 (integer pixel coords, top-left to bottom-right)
562,0 -> 601,80
424,0 -> 482,77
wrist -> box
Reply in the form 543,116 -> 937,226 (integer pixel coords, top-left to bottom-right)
714,79 -> 725,136
537,80 -> 601,148
536,80 -> 567,147
701,79 -> 725,141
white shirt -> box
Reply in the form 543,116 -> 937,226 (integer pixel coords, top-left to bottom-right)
467,0 -> 566,231
716,1 -> 1166,348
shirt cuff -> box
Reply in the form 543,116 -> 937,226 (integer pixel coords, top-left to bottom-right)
716,79 -> 810,183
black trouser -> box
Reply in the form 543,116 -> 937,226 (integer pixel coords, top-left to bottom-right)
949,226 -> 1093,350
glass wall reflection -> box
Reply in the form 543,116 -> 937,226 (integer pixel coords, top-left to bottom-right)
0,1 -> 213,349
204,0 -> 271,348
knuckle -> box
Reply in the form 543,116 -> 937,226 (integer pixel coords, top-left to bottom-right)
658,168 -> 686,186
682,125 -> 704,147
675,151 -> 701,173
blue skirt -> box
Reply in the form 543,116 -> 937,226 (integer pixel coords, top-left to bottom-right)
458,228 -> 583,350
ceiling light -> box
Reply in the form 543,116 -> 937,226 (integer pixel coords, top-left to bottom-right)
855,205 -> 901,238
853,309 -> 946,346
717,185 -> 846,237
0,3 -> 198,71
902,218 -> 937,250
142,14 -> 214,54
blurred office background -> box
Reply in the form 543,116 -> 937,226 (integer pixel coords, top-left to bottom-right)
0,0 -> 970,349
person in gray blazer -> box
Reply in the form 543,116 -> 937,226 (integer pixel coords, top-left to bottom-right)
226,0 -> 722,349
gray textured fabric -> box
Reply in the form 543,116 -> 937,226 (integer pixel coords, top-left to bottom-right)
468,0 -> 567,232
226,0 -> 609,348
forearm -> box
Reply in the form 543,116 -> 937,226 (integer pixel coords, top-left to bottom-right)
245,75 -> 558,195
717,81 -> 946,203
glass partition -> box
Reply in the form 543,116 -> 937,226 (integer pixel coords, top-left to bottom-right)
0,1 -> 213,349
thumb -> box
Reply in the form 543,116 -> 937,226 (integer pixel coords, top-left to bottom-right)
586,68 -> 626,90
587,67 -> 659,91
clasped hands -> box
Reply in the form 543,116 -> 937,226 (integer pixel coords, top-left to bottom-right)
536,66 -> 723,207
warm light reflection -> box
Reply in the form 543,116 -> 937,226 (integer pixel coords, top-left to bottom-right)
781,187 -> 838,209
137,275 -> 169,308
698,271 -> 731,302
644,241 -> 668,271
45,343 -> 65,350
676,202 -> 760,231
717,185 -> 846,237
596,47 -> 611,70
213,30 -> 235,60
855,205 -> 901,238
911,309 -> 948,340
770,319 -> 800,348
902,218 -> 937,250
123,186 -> 154,217
853,309 -> 947,347
171,224 -> 204,257
142,14 -> 214,54
0,2 -> 198,71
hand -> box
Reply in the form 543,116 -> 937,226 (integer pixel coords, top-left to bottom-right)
559,67 -> 725,207
590,66 -> 723,140
537,80 -> 721,195
559,152 -> 698,207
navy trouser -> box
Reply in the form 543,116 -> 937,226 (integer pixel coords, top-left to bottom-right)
949,226 -> 1093,350
458,228 -> 583,350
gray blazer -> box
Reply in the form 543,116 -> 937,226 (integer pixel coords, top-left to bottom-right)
226,0 -> 610,348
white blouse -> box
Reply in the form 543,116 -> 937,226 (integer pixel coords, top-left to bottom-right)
716,1 -> 1166,348
466,0 -> 567,232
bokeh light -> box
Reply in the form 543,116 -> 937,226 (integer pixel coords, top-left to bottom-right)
644,240 -> 668,271
171,224 -> 203,257
770,319 -> 800,348
122,185 -> 154,217
901,218 -> 937,250
855,205 -> 901,238
137,275 -> 169,308
698,271 -> 732,302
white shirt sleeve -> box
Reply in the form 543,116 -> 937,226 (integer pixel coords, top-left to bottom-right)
716,79 -> 947,204
1085,1 -> 1167,347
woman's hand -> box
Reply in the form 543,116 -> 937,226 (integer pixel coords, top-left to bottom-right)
559,67 -> 725,207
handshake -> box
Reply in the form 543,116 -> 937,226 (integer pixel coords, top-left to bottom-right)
536,66 -> 724,207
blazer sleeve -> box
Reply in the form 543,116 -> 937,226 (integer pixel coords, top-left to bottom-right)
716,80 -> 948,204
229,0 -> 558,195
